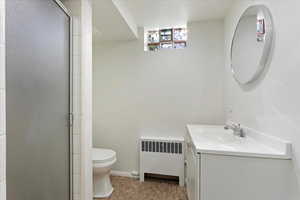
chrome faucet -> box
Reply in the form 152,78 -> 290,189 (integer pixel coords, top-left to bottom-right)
224,123 -> 244,137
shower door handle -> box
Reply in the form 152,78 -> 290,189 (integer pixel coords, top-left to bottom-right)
69,113 -> 74,127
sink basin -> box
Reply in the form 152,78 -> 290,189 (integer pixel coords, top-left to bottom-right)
195,127 -> 241,144
186,124 -> 292,159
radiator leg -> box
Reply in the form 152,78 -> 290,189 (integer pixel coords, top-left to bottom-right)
140,172 -> 144,182
179,174 -> 184,187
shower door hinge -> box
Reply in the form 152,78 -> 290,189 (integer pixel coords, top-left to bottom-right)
69,113 -> 74,128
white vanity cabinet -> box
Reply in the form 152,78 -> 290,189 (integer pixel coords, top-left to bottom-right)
186,135 -> 199,200
185,125 -> 298,200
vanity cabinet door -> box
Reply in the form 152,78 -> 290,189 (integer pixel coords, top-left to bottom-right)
186,142 -> 198,200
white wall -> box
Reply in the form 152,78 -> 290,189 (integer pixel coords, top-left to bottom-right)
72,17 -> 82,200
80,0 -> 93,200
0,0 -> 5,199
65,1 -> 94,200
93,21 -> 225,172
224,0 -> 300,196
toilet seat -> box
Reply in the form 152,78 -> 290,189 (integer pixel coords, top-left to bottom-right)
93,148 -> 116,164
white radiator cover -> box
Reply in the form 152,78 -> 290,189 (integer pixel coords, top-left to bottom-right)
139,136 -> 185,186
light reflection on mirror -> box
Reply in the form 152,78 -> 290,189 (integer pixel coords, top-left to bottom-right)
231,5 -> 273,85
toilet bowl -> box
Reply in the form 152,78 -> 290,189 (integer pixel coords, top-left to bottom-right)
93,148 -> 117,198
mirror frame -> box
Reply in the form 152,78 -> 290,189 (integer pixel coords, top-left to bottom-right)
230,5 -> 274,85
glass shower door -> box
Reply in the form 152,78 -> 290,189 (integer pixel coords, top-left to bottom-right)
6,0 -> 71,199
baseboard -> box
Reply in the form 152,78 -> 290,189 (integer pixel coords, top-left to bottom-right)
111,170 -> 138,178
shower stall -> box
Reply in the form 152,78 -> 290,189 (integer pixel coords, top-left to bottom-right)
6,0 -> 72,199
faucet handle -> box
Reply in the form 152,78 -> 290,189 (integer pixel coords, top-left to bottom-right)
225,123 -> 241,130
234,123 -> 241,128
224,123 -> 244,137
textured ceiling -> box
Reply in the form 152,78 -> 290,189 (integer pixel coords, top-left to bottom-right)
121,0 -> 234,28
93,0 -> 138,42
92,0 -> 234,42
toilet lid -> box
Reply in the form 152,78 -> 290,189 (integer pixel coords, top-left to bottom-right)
92,148 -> 116,164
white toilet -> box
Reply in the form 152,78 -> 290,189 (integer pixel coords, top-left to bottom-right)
93,148 -> 117,198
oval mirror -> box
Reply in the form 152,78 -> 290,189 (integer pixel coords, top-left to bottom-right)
231,5 -> 274,85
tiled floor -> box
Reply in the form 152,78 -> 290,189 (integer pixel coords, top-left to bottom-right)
99,176 -> 188,200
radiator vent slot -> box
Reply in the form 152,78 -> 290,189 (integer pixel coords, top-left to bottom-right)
141,141 -> 183,154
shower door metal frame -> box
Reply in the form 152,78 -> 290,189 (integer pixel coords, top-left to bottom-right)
53,1 -> 74,200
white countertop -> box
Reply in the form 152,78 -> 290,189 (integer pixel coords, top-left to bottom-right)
186,124 -> 292,159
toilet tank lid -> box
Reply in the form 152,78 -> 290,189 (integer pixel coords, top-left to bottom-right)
92,148 -> 116,163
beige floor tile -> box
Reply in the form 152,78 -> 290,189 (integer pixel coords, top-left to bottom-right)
98,176 -> 187,200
